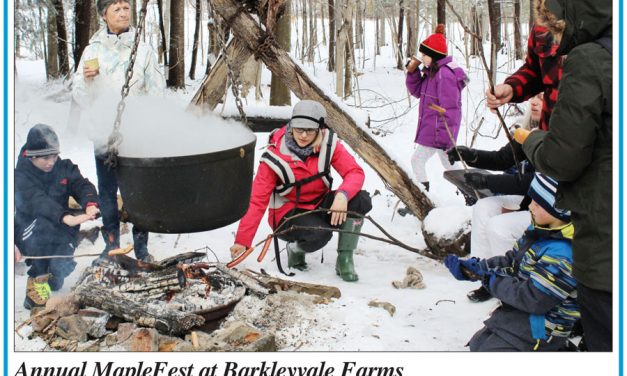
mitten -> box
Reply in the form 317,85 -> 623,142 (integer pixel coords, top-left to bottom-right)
464,172 -> 488,190
447,146 -> 478,165
444,255 -> 469,281
460,257 -> 489,280
513,128 -> 530,144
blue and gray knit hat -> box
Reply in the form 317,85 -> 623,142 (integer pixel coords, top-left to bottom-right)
527,172 -> 571,222
23,124 -> 60,157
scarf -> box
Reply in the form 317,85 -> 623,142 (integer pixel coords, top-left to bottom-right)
284,124 -> 315,161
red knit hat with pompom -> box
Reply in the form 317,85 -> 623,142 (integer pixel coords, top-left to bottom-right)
419,24 -> 447,61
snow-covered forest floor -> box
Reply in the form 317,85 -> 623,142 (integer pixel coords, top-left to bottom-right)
12,18 -> 528,351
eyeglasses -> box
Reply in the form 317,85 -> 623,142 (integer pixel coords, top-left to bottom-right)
292,128 -> 319,136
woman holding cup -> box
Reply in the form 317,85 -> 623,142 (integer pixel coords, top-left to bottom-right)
72,0 -> 165,263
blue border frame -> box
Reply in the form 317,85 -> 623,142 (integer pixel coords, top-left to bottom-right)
619,0 -> 624,372
4,0 -> 9,373
0,2 -> 624,374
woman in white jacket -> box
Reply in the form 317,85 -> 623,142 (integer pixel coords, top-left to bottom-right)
72,0 -> 165,263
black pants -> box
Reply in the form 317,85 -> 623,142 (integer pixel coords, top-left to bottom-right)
16,216 -> 78,281
277,190 -> 372,253
578,283 -> 613,351
95,152 -> 149,257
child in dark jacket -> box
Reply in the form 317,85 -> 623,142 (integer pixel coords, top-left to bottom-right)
15,124 -> 100,310
445,173 -> 579,351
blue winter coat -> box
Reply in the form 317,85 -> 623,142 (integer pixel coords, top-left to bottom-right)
481,222 -> 579,350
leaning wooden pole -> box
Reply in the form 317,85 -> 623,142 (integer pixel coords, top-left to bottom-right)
209,0 -> 434,220
189,37 -> 255,110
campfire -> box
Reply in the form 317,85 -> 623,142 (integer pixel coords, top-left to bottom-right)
17,252 -> 341,351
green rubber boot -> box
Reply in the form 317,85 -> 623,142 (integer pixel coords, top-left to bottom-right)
287,242 -> 308,271
335,218 -> 363,282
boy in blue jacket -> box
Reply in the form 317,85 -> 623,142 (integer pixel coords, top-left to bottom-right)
15,124 -> 100,310
445,173 -> 579,351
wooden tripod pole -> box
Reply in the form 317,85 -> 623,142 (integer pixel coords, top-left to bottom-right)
428,103 -> 481,200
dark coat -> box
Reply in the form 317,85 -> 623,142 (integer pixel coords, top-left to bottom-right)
522,0 -> 612,292
14,147 -> 98,230
467,142 -> 534,210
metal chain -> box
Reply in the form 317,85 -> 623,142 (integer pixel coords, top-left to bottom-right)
105,0 -> 151,168
209,3 -> 248,127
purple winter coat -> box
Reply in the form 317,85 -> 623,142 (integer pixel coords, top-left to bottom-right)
406,56 -> 468,150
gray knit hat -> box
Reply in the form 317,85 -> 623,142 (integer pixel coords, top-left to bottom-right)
289,100 -> 327,129
23,124 -> 60,157
97,0 -> 129,16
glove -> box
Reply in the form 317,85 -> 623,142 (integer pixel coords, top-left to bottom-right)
444,255 -> 469,281
464,172 -> 488,190
447,146 -> 478,165
460,257 -> 489,280
513,128 -> 530,144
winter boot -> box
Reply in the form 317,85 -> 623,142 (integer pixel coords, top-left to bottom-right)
287,242 -> 308,271
467,286 -> 492,302
24,274 -> 51,310
48,274 -> 65,291
335,218 -> 363,282
93,229 -> 120,266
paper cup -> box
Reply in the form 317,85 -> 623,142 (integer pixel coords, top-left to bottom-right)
84,58 -> 99,70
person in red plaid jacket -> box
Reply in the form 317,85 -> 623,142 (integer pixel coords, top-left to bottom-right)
486,24 -> 562,131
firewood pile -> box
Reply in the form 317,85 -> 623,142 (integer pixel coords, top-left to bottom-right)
17,251 -> 342,351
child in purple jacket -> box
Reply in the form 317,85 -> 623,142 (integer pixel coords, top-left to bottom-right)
405,24 -> 468,194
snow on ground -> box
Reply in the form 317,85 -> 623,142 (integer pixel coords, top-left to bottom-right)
12,24 -> 522,351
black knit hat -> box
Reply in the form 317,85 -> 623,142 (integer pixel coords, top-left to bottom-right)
23,124 -> 60,157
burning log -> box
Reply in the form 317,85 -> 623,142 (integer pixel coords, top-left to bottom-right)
74,284 -> 205,336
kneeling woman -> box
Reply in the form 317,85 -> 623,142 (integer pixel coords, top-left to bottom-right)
230,100 -> 372,281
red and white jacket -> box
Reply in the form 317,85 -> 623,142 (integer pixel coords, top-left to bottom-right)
234,126 -> 365,248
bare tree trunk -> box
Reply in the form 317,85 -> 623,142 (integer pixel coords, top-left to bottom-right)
46,4 -> 59,79
308,0 -> 317,62
375,12 -> 380,55
301,0 -> 308,62
189,0 -> 202,79
436,0 -> 445,25
157,0 -> 168,65
90,2 -> 100,35
15,0 -> 21,58
396,1 -> 405,70
513,0 -> 522,60
51,0 -> 70,77
270,0 -> 292,105
343,0 -> 353,99
327,0 -> 335,71
355,0 -> 363,49
320,1 -> 327,45
487,0 -> 499,84
335,0 -> 346,97
73,0 -> 92,71
528,0 -> 534,33
405,0 -> 417,58
130,0 -> 137,27
167,0 -> 185,88
470,4 -> 480,56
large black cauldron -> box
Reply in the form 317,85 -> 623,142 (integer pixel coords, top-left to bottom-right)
115,138 -> 256,233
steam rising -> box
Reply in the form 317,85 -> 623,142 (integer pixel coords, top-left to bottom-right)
81,94 -> 255,158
